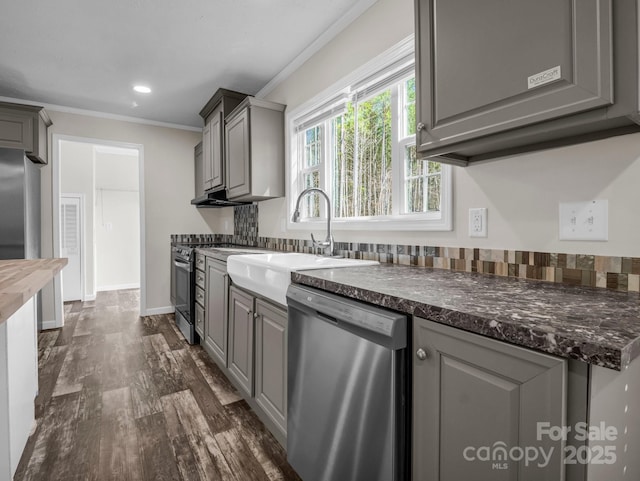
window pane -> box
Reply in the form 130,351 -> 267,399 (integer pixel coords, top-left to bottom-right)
404,77 -> 416,137
427,174 -> 441,211
356,89 -> 392,216
332,106 -> 355,218
405,144 -> 423,176
404,144 -> 442,213
303,126 -> 322,168
406,177 -> 424,213
302,171 -> 320,218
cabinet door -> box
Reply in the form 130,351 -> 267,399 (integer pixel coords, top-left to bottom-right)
415,0 -> 613,157
413,317 -> 567,481
255,299 -> 287,437
225,107 -> 250,199
228,286 -> 254,397
210,107 -> 224,190
202,119 -> 213,190
204,259 -> 228,367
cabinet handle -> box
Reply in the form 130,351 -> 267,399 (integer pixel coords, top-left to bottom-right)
417,122 -> 425,131
416,348 -> 428,361
253,312 -> 259,319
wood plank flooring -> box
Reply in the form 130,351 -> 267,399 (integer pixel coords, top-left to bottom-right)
14,289 -> 301,481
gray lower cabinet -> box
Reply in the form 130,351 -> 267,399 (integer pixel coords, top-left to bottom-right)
254,298 -> 287,438
225,284 -> 288,444
204,258 -> 228,367
415,0 -> 640,164
0,101 -> 52,164
228,285 -> 255,397
413,317 -> 567,481
225,97 -> 285,201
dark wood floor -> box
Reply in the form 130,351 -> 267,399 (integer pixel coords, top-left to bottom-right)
14,289 -> 302,481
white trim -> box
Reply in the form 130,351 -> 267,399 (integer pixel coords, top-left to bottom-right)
40,320 -> 58,331
0,95 -> 201,132
144,306 -> 175,316
255,0 -> 379,98
96,283 -> 141,292
52,134 -> 147,324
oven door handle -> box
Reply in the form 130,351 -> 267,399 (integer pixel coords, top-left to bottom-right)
174,260 -> 191,270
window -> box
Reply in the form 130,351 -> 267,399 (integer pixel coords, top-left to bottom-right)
288,42 -> 452,231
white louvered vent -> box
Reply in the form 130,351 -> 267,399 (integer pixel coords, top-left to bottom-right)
61,202 -> 79,254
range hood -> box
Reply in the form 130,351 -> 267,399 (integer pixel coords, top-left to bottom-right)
191,190 -> 249,208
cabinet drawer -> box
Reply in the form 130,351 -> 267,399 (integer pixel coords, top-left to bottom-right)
195,269 -> 206,289
195,302 -> 205,338
195,285 -> 205,307
195,253 -> 206,270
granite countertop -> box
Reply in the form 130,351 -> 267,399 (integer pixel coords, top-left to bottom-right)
291,264 -> 640,371
196,246 -> 276,262
0,258 -> 68,324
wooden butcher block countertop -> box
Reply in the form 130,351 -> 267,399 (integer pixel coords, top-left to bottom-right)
0,258 -> 68,324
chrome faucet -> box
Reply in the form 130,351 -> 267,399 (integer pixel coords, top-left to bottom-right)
291,187 -> 335,257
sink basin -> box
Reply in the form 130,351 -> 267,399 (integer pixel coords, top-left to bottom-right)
227,253 -> 379,305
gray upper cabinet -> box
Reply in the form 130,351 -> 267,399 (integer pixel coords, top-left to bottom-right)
254,299 -> 287,439
0,102 -> 52,164
415,0 -> 640,165
194,141 -> 204,199
413,317 -> 567,481
199,88 -> 248,193
204,258 -> 229,367
225,97 -> 285,201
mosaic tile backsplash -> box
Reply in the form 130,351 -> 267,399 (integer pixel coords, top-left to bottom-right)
233,204 -> 258,246
172,202 -> 638,294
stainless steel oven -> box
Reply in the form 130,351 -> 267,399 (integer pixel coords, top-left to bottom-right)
172,245 -> 197,344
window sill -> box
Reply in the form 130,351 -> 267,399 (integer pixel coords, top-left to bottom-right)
287,215 -> 452,232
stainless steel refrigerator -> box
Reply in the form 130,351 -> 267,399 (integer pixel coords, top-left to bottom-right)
0,147 -> 42,327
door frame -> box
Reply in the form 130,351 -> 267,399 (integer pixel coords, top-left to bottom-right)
52,134 -> 146,327
60,193 -> 85,302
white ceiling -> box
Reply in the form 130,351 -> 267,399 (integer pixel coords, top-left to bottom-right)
0,0 -> 375,128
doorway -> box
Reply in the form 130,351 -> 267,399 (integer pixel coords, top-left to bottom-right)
53,136 -> 145,326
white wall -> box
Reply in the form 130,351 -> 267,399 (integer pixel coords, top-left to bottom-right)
258,0 -> 640,258
41,110 -> 218,322
95,189 -> 140,290
59,141 -> 95,296
94,150 -> 140,291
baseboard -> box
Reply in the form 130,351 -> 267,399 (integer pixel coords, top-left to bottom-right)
96,283 -> 140,292
143,306 -> 175,316
41,320 -> 60,331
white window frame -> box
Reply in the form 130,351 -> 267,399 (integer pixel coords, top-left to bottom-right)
286,35 -> 453,232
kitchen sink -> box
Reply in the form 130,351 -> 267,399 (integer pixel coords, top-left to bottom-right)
226,253 -> 379,305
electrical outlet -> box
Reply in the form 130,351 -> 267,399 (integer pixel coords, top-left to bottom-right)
559,200 -> 608,241
469,208 -> 488,237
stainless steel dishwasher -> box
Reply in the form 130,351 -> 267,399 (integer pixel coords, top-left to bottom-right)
286,284 -> 408,481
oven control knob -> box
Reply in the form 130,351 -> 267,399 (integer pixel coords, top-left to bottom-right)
416,348 -> 428,361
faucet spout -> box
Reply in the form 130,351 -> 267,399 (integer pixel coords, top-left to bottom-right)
291,187 -> 335,256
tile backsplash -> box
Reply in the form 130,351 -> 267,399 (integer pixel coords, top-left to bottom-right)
172,206 -> 639,294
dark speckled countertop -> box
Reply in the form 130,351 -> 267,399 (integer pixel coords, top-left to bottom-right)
291,264 -> 640,371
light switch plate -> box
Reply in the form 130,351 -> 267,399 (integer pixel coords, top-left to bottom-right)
559,200 -> 608,241
469,208 -> 487,237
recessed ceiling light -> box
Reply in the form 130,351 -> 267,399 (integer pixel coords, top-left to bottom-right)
133,85 -> 151,94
